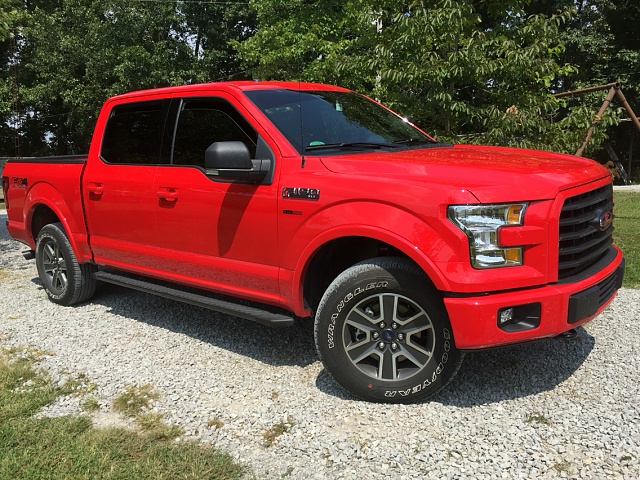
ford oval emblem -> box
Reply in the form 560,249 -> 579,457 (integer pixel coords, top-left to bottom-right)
598,211 -> 613,231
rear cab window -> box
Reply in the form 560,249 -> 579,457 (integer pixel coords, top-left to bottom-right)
101,100 -> 171,165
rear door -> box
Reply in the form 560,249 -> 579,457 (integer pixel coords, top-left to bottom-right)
83,99 -> 172,271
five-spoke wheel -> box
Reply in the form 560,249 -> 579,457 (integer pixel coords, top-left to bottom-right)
342,293 -> 435,381
35,223 -> 97,305
39,236 -> 69,296
315,257 -> 463,403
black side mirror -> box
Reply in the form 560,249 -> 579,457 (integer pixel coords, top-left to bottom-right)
204,141 -> 271,182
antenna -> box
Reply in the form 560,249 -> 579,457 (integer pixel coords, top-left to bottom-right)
299,81 -> 305,168
297,2 -> 305,168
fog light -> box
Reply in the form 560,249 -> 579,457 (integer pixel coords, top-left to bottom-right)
499,308 -> 514,326
497,304 -> 541,333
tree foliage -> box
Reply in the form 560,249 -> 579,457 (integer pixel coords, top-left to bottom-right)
1,0 -> 254,155
238,0 -> 628,154
1,0 -> 638,158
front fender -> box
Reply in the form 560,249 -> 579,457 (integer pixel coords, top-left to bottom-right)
282,202 -> 455,315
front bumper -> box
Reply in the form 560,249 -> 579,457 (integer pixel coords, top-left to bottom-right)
444,246 -> 625,349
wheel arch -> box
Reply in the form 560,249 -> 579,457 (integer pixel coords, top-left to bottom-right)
294,223 -> 451,317
25,182 -> 87,260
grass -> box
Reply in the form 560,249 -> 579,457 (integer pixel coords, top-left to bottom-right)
208,417 -> 224,429
553,460 -> 573,474
525,413 -> 553,426
0,346 -> 247,480
112,384 -> 160,418
262,418 -> 295,448
0,268 -> 10,282
111,384 -> 184,440
613,192 -> 640,289
80,395 -> 100,413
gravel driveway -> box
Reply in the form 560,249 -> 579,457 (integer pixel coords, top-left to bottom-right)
1,209 -> 638,479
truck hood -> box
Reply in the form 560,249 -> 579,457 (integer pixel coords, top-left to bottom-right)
318,144 -> 611,203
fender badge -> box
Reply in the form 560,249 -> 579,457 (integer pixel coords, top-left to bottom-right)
12,177 -> 28,188
282,187 -> 320,200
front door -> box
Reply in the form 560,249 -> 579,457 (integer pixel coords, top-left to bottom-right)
152,95 -> 281,304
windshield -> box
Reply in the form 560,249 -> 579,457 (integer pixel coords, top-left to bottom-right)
243,89 -> 435,154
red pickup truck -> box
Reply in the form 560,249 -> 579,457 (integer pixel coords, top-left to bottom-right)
2,81 -> 625,403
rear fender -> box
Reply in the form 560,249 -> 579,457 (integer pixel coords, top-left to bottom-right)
24,182 -> 90,261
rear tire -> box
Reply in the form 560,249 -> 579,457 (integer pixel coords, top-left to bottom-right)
35,222 -> 97,305
314,257 -> 463,403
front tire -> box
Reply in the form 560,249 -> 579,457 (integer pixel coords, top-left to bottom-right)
314,257 -> 463,403
35,222 -> 97,306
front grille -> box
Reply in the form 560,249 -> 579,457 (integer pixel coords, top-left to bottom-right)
558,184 -> 614,280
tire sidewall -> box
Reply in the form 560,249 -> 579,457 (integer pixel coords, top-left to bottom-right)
35,224 -> 77,305
315,261 -> 459,403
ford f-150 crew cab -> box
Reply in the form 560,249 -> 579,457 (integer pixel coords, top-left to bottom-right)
2,81 -> 625,403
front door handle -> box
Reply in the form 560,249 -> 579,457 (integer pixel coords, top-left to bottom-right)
157,187 -> 179,202
87,183 -> 104,196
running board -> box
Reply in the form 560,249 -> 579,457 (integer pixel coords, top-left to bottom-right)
93,271 -> 295,327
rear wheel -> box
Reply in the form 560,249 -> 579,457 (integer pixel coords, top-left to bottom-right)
314,257 -> 463,403
35,222 -> 97,305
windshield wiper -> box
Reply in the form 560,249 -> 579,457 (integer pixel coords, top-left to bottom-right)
304,142 -> 400,152
393,138 -> 437,145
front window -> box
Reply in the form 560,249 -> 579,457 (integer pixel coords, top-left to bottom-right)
172,98 -> 258,168
244,89 -> 435,154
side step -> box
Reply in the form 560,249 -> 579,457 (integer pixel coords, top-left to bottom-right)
93,271 -> 295,327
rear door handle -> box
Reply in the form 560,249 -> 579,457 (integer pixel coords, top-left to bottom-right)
157,187 -> 178,202
87,183 -> 104,196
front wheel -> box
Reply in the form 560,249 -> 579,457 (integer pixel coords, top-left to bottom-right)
35,222 -> 97,306
314,257 -> 463,403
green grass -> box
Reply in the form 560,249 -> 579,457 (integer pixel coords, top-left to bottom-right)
0,346 -> 247,480
614,192 -> 640,289
112,384 -> 160,418
112,384 -> 184,440
80,395 -> 100,413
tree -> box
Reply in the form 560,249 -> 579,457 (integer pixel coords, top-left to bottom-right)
0,0 -> 256,156
181,0 -> 256,83
3,1 -> 637,158
238,0 -> 607,153
525,0 -> 639,164
236,1 -> 373,89
0,0 -> 21,155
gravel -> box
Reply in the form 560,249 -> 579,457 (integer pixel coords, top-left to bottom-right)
1,208 -> 639,479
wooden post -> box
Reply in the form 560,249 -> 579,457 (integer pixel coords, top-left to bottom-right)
575,86 -> 617,157
615,88 -> 640,135
629,134 -> 635,181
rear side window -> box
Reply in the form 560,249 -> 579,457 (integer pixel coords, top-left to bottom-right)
172,98 -> 258,168
101,101 -> 168,165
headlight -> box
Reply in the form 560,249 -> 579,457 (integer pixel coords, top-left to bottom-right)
448,203 -> 527,268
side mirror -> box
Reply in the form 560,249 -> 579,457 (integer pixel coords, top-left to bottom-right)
204,141 -> 271,182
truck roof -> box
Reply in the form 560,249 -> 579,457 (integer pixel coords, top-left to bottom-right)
109,81 -> 351,101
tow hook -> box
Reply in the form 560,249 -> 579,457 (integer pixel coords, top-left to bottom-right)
557,328 -> 578,339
